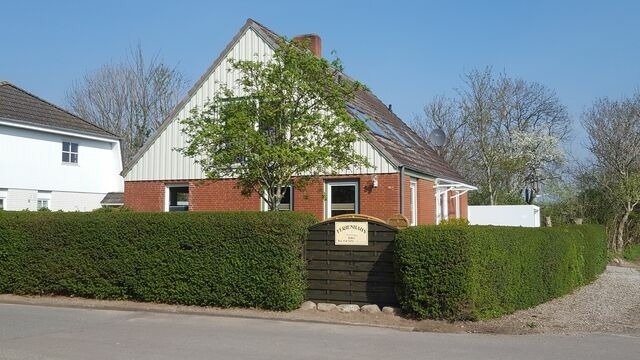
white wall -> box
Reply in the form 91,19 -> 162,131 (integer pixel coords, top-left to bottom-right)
0,124 -> 123,211
125,26 -> 395,182
468,205 -> 541,227
0,124 -> 123,193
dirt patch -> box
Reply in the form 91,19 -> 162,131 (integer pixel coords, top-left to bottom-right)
1,265 -> 638,336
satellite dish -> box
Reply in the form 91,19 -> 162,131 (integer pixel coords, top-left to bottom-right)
429,128 -> 446,147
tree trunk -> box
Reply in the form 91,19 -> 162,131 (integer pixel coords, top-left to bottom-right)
615,207 -> 632,252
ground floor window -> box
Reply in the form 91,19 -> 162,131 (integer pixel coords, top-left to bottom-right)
37,191 -> 51,210
325,181 -> 359,219
409,178 -> 417,226
166,185 -> 189,212
436,190 -> 448,224
0,198 -> 4,210
261,186 -> 293,211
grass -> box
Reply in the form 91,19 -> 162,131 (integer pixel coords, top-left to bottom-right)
622,244 -> 640,262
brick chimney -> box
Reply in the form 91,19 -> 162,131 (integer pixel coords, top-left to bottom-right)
293,34 -> 322,58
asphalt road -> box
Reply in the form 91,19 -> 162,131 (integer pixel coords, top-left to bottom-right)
0,303 -> 638,360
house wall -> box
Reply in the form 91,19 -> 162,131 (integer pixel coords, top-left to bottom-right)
124,26 -> 395,182
123,173 -> 464,225
0,124 -> 123,211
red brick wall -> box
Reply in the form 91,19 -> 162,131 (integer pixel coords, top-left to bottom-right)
294,173 -> 400,221
189,179 -> 260,211
124,175 -> 465,225
460,192 -> 469,219
124,181 -> 165,211
418,178 -> 436,224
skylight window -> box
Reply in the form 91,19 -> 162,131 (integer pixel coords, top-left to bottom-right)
347,105 -> 389,138
381,123 -> 413,147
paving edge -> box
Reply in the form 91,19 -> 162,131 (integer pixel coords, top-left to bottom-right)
0,295 -> 415,332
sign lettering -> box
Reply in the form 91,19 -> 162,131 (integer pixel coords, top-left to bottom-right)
335,221 -> 368,246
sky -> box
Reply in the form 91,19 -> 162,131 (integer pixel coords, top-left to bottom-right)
2,0 -> 639,160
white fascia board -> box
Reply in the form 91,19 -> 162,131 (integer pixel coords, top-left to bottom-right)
0,118 -> 119,144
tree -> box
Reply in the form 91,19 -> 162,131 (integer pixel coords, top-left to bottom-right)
413,68 -> 570,205
179,38 -> 370,210
583,93 -> 640,251
66,43 -> 187,163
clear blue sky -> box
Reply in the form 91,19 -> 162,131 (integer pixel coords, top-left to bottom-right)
3,0 -> 639,159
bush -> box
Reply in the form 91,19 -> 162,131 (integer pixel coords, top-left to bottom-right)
438,218 -> 470,226
623,243 -> 640,262
395,224 -> 607,320
0,211 -> 316,310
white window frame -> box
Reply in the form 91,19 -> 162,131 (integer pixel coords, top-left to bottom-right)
0,188 -> 7,211
410,178 -> 417,226
37,191 -> 52,210
435,189 -> 448,224
261,186 -> 293,211
325,181 -> 359,219
165,184 -> 190,212
62,141 -> 79,164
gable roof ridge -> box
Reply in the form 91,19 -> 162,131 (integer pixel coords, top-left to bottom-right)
1,81 -> 119,138
122,18 -> 282,176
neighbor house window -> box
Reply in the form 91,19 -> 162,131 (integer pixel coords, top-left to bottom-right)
409,178 -> 417,226
166,185 -> 189,211
261,186 -> 293,211
0,189 -> 6,210
62,141 -> 79,164
325,181 -> 359,219
37,191 -> 51,210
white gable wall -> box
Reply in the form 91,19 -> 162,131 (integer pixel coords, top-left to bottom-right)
125,27 -> 395,182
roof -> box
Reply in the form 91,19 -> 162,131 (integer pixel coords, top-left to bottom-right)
100,192 -> 124,205
0,81 -> 118,139
122,19 -> 465,183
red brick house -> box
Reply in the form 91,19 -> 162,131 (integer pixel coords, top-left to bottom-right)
122,19 -> 475,224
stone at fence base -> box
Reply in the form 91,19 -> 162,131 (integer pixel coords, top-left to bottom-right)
337,304 -> 360,313
382,306 -> 400,315
317,303 -> 337,312
300,301 -> 317,311
360,304 -> 381,314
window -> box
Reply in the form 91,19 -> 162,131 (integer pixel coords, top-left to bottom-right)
325,181 -> 359,219
0,198 -> 4,210
261,186 -> 293,211
62,141 -> 79,164
409,179 -> 417,226
166,185 -> 189,211
37,191 -> 51,210
435,190 -> 448,224
0,189 -> 5,210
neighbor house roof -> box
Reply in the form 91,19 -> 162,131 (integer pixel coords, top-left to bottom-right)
100,192 -> 124,206
122,18 -> 465,183
0,81 -> 118,139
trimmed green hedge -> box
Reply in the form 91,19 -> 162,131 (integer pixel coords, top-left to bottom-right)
395,225 -> 607,320
0,211 -> 316,310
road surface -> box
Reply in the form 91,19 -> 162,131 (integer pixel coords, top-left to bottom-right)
0,303 -> 638,359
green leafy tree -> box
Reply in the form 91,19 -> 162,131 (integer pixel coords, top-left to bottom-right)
180,38 -> 370,210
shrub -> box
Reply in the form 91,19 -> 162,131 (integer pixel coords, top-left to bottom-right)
623,243 -> 640,262
395,224 -> 607,320
0,211 -> 316,310
438,218 -> 470,226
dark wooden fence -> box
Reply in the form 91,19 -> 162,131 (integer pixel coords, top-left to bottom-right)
305,215 -> 398,306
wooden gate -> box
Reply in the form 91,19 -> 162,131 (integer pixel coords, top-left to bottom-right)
305,214 -> 398,306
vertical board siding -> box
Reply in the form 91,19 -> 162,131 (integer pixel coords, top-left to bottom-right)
306,220 -> 399,306
126,28 -> 395,181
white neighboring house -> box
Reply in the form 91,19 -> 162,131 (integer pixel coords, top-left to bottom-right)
0,81 -> 123,211
468,205 -> 541,227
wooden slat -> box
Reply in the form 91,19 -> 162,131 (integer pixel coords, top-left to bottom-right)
306,250 -> 394,262
306,260 -> 394,272
305,241 -> 393,252
307,270 -> 396,282
308,281 -> 394,292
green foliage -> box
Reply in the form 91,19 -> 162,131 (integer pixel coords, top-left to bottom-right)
438,218 -> 470,226
0,211 -> 316,310
180,37 -> 370,210
395,224 -> 607,320
622,244 -> 640,262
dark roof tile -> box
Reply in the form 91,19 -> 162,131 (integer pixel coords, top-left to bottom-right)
0,82 -> 117,139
